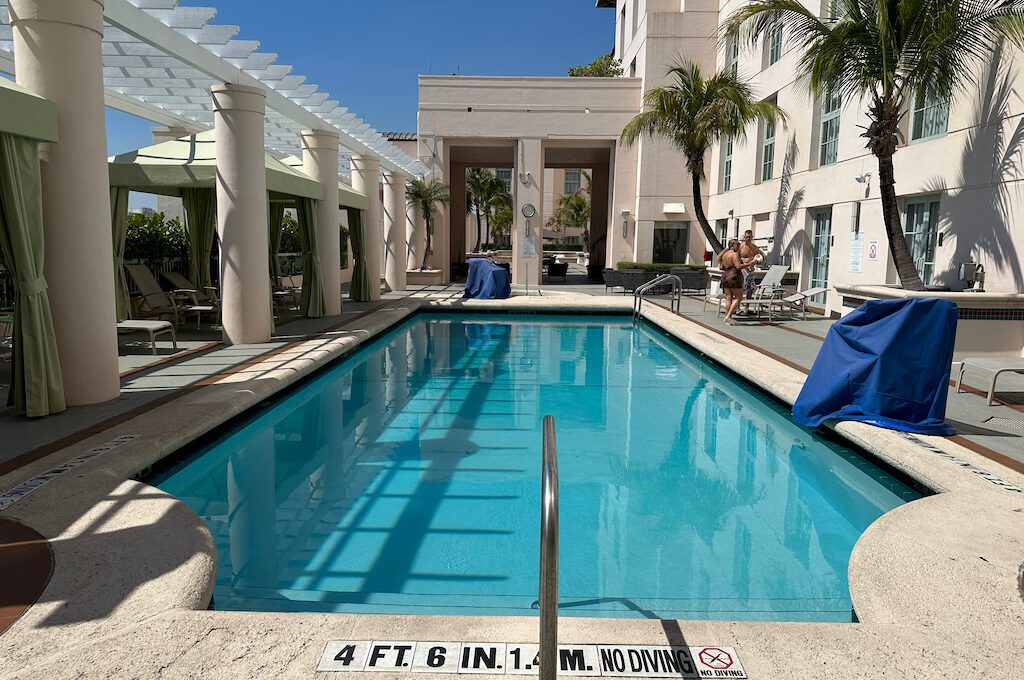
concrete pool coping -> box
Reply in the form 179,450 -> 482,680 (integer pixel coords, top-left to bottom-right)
0,294 -> 1021,679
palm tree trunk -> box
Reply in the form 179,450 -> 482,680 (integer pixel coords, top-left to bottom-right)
422,215 -> 432,270
876,152 -> 925,291
690,163 -> 724,254
473,205 -> 483,252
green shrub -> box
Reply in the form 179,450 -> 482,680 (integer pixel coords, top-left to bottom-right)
124,211 -> 188,269
543,243 -> 584,252
279,211 -> 301,253
615,262 -> 707,272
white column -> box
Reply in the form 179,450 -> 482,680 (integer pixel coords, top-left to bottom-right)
213,83 -> 271,344
512,138 -> 544,286
407,199 -> 424,273
10,0 -> 119,405
383,171 -> 409,291
350,155 -> 383,300
301,129 -> 342,315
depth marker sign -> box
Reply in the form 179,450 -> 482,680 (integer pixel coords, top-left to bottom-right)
317,641 -> 746,678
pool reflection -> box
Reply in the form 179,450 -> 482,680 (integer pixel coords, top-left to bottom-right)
155,314 -> 920,621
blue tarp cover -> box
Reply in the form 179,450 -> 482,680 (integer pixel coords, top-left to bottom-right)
463,259 -> 511,300
792,297 -> 958,435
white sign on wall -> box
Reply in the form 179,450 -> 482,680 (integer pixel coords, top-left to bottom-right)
849,233 -> 864,273
317,641 -> 747,678
867,239 -> 880,262
519,235 -> 537,259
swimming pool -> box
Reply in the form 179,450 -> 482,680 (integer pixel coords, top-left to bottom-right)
153,313 -> 921,622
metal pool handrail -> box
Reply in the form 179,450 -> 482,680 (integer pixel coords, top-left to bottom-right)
633,273 -> 682,322
539,415 -> 559,680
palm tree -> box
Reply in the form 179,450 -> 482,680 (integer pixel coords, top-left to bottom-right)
483,175 -> 512,245
554,189 -> 592,251
724,0 -> 1024,291
465,168 -> 493,253
621,60 -> 786,254
406,178 -> 452,270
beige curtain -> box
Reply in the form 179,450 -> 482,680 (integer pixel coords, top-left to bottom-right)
110,187 -> 130,320
182,187 -> 216,290
0,132 -> 65,416
296,198 -> 325,317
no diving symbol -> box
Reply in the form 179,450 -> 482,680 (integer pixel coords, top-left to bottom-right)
699,647 -> 733,670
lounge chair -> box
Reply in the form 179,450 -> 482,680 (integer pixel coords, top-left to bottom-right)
750,265 -> 790,298
546,261 -> 569,282
703,279 -> 725,315
163,271 -> 220,307
603,269 -> 621,292
770,287 -> 830,319
116,319 -> 178,355
955,358 -> 1024,406
126,264 -> 214,329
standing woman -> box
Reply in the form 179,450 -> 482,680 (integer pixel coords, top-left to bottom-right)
719,240 -> 751,326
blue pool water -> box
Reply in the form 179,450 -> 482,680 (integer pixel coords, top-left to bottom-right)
154,314 -> 921,622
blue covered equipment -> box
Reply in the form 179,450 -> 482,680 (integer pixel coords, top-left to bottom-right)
792,298 -> 958,435
463,258 -> 511,300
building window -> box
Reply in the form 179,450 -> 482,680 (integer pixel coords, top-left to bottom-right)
819,90 -> 841,166
722,135 -> 734,191
761,117 -> 776,182
767,24 -> 783,65
495,168 -> 512,192
823,0 -> 842,20
728,37 -> 739,77
911,88 -> 950,141
564,169 -> 581,194
653,221 -> 690,264
716,219 -> 729,245
811,207 -> 833,304
904,195 -> 941,285
619,7 -> 627,58
632,0 -> 640,36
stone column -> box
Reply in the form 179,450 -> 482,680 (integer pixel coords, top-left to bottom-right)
407,199 -> 424,273
10,0 -> 119,405
383,171 -> 409,292
301,129 -> 342,315
212,83 -> 271,344
350,155 -> 382,300
512,138 -> 544,285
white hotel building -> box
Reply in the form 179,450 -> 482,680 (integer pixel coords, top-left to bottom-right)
417,1 -> 1024,328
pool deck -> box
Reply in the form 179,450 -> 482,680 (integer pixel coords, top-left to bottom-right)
0,287 -> 1022,679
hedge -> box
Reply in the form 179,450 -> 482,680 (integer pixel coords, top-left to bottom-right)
615,262 -> 707,273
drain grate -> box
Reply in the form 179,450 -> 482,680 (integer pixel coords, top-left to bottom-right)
983,416 -> 1024,431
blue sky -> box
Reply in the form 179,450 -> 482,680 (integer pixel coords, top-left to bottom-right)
106,0 -> 615,161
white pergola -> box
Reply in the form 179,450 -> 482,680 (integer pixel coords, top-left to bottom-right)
0,0 -> 422,409
0,0 -> 427,179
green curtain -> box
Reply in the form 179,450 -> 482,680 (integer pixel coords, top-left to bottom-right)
182,187 -> 216,291
348,207 -> 371,301
268,201 -> 285,285
109,187 -> 130,321
296,198 -> 325,318
0,132 -> 65,417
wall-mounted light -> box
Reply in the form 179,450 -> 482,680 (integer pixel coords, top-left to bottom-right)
621,209 -> 631,239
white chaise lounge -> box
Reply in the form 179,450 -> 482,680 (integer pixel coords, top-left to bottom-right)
955,357 -> 1024,406
116,319 -> 177,355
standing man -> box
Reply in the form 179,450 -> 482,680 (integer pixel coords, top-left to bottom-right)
739,229 -> 764,301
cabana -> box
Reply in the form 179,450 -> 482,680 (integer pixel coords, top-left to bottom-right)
281,155 -> 372,301
108,130 -> 327,319
0,77 -> 64,416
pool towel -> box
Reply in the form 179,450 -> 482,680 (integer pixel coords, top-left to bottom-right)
463,259 -> 511,300
792,297 -> 957,435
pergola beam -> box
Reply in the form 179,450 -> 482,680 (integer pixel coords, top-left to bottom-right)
101,0 -> 414,174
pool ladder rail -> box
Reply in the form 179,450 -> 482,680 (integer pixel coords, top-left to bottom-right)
539,415 -> 559,680
633,274 -> 682,322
